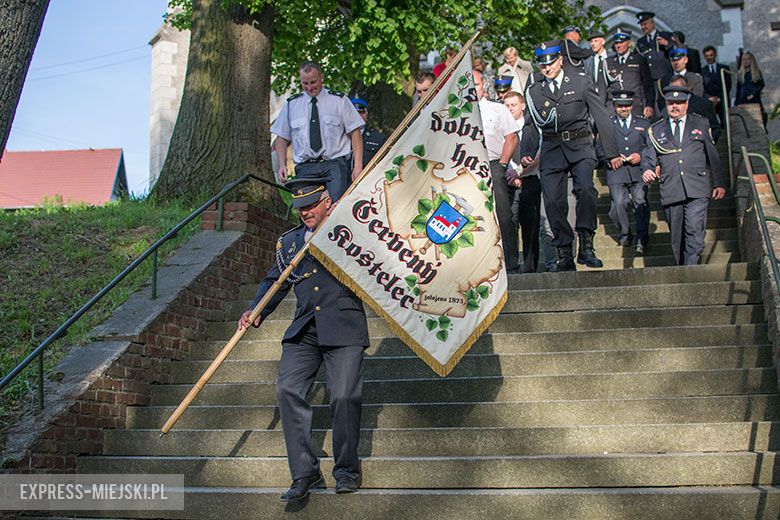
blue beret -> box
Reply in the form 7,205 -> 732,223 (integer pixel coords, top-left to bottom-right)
349,97 -> 368,110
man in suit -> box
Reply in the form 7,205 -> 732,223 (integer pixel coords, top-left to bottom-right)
560,26 -> 593,73
607,29 -> 656,118
238,177 -> 369,502
585,31 -> 616,107
641,85 -> 726,265
672,32 -> 702,73
669,47 -> 704,97
521,41 -> 622,271
350,97 -> 386,168
606,90 -> 651,254
634,11 -> 674,112
701,46 -> 732,127
665,75 -> 721,143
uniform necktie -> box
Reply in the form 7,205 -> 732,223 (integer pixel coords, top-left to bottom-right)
620,56 -> 626,65
710,64 -> 716,74
622,119 -> 628,132
596,55 -> 604,81
551,80 -> 559,96
672,119 -> 681,145
310,97 -> 323,153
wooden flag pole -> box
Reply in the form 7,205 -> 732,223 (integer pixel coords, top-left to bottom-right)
159,28 -> 484,436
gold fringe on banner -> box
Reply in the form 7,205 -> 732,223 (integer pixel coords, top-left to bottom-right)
310,244 -> 508,377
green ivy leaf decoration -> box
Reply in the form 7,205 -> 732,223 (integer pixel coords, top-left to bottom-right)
456,231 -> 474,248
485,200 -> 494,212
417,198 -> 433,214
416,159 -> 428,172
392,154 -> 405,166
411,214 -> 428,233
425,319 -> 437,331
413,287 -> 420,296
466,288 -> 477,300
477,285 -> 490,299
436,329 -> 449,342
440,241 -> 458,258
457,75 -> 468,87
405,274 -> 418,289
385,169 -> 397,181
438,315 -> 451,328
477,180 -> 488,191
462,101 -> 473,113
466,298 -> 480,312
413,144 -> 426,155
448,106 -> 462,118
433,193 -> 450,208
447,93 -> 459,105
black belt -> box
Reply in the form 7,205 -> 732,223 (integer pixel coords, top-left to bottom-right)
544,128 -> 591,142
301,155 -> 348,164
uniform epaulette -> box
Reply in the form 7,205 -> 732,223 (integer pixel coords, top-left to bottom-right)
280,223 -> 306,239
635,115 -> 649,120
327,89 -> 345,97
286,92 -> 303,102
649,118 -> 666,128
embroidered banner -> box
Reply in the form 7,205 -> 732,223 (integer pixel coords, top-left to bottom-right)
310,48 -> 508,376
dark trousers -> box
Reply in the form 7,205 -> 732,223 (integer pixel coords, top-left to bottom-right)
608,180 -> 650,245
662,197 -> 709,265
540,156 -> 598,247
490,160 -> 520,271
276,320 -> 364,481
294,156 -> 351,202
511,175 -> 541,272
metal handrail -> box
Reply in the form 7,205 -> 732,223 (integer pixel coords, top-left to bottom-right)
747,152 -> 780,206
738,146 -> 780,295
721,67 -> 735,190
0,174 -> 289,410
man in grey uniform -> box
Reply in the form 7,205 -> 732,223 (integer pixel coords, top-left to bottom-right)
238,178 -> 369,501
272,61 -> 365,202
635,11 -> 674,112
641,85 -> 726,265
607,29 -> 655,118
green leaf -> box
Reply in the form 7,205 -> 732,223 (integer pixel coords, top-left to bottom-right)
433,193 -> 450,208
477,180 -> 488,191
417,198 -> 433,214
438,315 -> 451,328
485,200 -> 494,212
385,170 -> 397,181
462,101 -> 473,113
448,106 -> 462,118
477,285 -> 490,299
413,286 -> 420,296
436,329 -> 449,342
466,298 -> 480,312
466,288 -> 477,300
457,75 -> 468,87
411,214 -> 428,233
416,159 -> 428,172
456,231 -> 474,248
413,144 -> 426,155
440,240 -> 458,258
425,318 -> 437,331
405,274 -> 418,289
392,154 -> 405,165
447,93 -> 459,105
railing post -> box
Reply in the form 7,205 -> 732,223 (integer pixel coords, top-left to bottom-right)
37,353 -> 44,410
217,196 -> 224,232
151,250 -> 158,300
721,68 -> 734,191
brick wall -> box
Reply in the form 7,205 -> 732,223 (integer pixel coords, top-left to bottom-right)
6,203 -> 288,472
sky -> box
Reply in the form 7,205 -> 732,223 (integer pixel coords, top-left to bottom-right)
7,0 -> 169,197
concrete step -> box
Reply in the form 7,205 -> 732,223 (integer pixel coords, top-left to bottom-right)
592,227 -> 737,246
190,325 -> 769,360
595,208 -> 735,223
594,241 -> 739,259
150,368 -> 778,406
236,262 -> 756,301
105,421 -> 780,457
128,394 -> 780,430
49,486 -> 780,520
211,305 -> 764,340
599,218 -> 736,235
77,451 -> 780,488
578,252 -> 740,269
225,281 -> 760,320
172,345 -> 772,383
596,193 -> 734,206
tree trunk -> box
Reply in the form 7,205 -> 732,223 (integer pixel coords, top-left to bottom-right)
0,0 -> 50,156
152,0 -> 280,210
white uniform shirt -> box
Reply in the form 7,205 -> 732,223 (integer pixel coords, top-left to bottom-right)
478,98 -> 518,161
271,89 -> 365,164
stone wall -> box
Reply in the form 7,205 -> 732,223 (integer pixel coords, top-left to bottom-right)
1,203 -> 288,472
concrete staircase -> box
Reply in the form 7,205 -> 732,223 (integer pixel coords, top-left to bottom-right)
73,171 -> 780,518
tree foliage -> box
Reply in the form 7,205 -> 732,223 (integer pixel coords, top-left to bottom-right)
167,0 -> 602,96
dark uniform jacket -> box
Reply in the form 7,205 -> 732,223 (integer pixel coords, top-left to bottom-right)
584,53 -> 616,107
702,63 -> 731,101
640,113 -> 724,205
661,94 -> 721,143
560,39 -> 593,73
608,115 -> 650,185
250,225 -> 369,347
521,71 -> 619,172
362,126 -> 387,168
635,31 -> 674,85
607,51 -> 656,110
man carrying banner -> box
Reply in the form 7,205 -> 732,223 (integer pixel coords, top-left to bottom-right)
238,177 -> 369,502
521,41 -> 622,271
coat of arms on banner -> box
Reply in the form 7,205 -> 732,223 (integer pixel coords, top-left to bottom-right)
310,48 -> 508,376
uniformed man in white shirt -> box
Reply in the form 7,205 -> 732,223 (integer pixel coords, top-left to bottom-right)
475,69 -> 520,273
271,61 -> 365,202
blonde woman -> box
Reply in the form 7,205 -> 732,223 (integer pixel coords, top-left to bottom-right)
735,52 -> 765,108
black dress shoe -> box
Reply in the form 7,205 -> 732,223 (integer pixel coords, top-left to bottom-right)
635,243 -> 646,255
335,477 -> 358,494
280,473 -> 325,502
618,234 -> 633,247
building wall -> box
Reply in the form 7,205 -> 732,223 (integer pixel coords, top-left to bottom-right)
741,0 -> 779,141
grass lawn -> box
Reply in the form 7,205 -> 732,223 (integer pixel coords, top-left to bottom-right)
0,199 -> 198,424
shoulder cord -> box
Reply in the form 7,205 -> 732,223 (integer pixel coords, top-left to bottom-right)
526,90 -> 558,132
275,246 -> 311,284
647,125 -> 681,155
566,43 -> 582,67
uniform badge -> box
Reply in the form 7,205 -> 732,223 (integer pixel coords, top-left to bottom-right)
287,241 -> 298,255
544,100 -> 550,107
